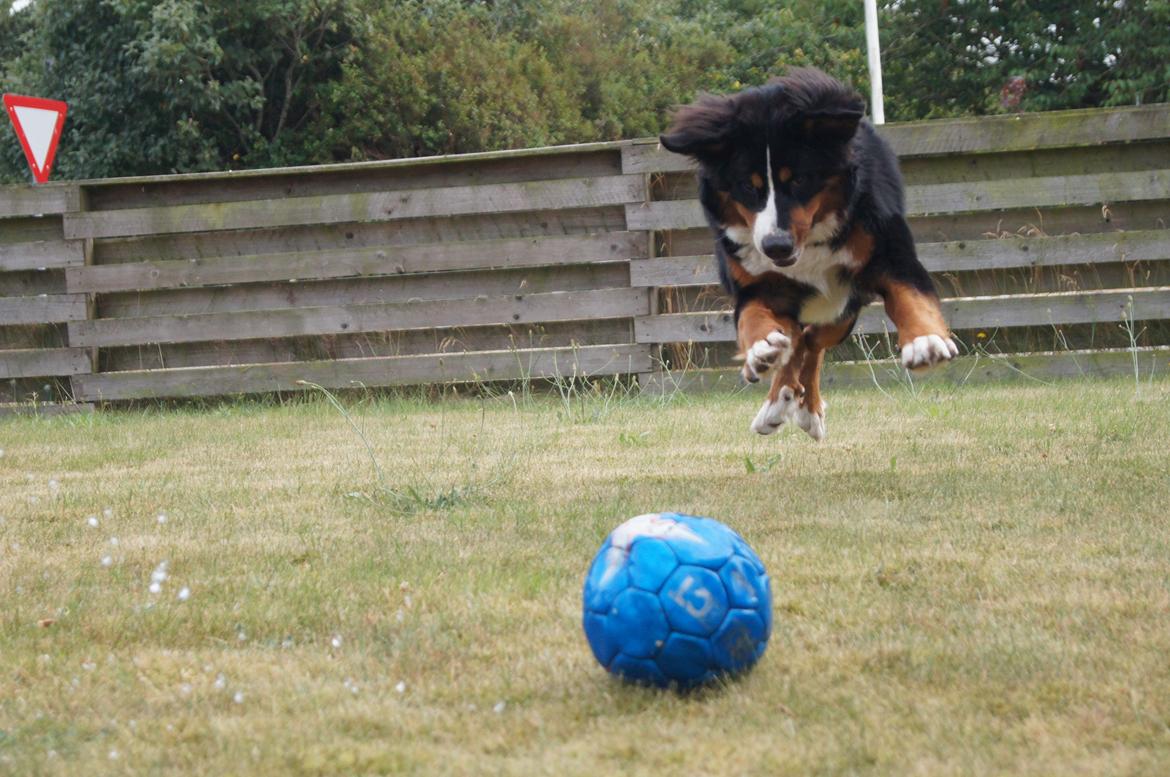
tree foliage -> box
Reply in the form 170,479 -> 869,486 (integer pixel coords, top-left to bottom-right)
1,0 -> 1167,182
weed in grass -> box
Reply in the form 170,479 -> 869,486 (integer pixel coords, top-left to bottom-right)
297,380 -> 530,516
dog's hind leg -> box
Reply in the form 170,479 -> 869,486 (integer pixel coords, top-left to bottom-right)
789,316 -> 858,441
750,347 -> 805,436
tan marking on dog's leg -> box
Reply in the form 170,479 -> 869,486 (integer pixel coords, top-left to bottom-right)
737,299 -> 798,383
880,281 -> 959,371
789,317 -> 855,441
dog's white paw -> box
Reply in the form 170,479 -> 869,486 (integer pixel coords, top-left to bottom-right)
742,331 -> 793,383
901,334 -> 959,371
750,385 -> 799,435
792,405 -> 826,441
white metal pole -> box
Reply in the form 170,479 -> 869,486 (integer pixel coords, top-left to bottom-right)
864,0 -> 886,124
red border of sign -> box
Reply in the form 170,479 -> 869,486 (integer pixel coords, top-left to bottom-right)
3,93 -> 68,184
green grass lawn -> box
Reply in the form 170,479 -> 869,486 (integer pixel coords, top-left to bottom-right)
3,377 -> 1170,775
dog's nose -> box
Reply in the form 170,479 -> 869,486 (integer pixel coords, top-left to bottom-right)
761,233 -> 795,266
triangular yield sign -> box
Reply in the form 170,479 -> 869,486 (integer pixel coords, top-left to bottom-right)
3,94 -> 68,184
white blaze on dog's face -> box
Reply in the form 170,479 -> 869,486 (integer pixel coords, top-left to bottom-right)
751,146 -> 780,257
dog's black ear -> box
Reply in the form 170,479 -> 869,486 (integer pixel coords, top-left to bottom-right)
798,99 -> 866,143
660,93 -> 737,162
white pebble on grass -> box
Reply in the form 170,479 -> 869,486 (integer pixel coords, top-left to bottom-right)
394,681 -> 406,694
101,555 -> 113,568
214,674 -> 226,690
103,508 -> 113,519
493,701 -> 506,714
157,513 -> 168,525
109,537 -> 119,546
148,583 -> 161,594
108,750 -> 119,761
233,691 -> 244,704
86,516 -> 99,528
331,635 -> 342,649
177,587 -> 191,602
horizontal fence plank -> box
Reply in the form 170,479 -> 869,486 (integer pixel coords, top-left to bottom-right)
64,175 -> 647,240
631,255 -> 715,287
69,232 -> 643,294
0,294 -> 88,325
906,169 -> 1170,215
0,184 -> 76,218
71,287 -> 651,347
85,150 -> 623,212
0,240 -> 85,272
627,201 -> 702,231
628,170 -> 1170,231
0,347 -> 92,379
101,318 -> 634,372
641,346 -> 1170,394
634,287 -> 1170,343
74,344 -> 654,401
920,229 -> 1170,273
622,104 -> 1170,174
97,263 -> 628,318
880,104 -> 1170,158
77,141 -> 626,189
633,229 -> 1170,287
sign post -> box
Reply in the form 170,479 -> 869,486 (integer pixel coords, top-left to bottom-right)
3,93 -> 68,183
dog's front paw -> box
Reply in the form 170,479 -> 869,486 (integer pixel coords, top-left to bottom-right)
750,385 -> 799,435
901,334 -> 959,371
742,331 -> 793,383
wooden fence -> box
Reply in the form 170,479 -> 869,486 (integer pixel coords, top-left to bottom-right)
2,103 -> 1169,409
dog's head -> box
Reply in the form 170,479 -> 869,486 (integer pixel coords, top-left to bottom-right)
660,68 -> 864,268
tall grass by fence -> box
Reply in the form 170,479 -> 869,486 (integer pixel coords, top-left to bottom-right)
2,104 -> 1169,409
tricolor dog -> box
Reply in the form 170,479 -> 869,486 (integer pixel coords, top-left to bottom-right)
660,68 -> 958,440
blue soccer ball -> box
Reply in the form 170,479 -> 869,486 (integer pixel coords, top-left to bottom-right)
582,512 -> 772,688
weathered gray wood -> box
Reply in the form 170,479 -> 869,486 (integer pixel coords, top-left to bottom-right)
0,294 -> 88,325
79,141 -> 625,189
640,346 -> 1170,394
879,104 -> 1170,158
632,230 -> 1170,287
85,150 -> 623,212
0,184 -> 75,218
899,142 -> 1170,186
102,318 -> 634,371
96,263 -> 629,318
623,104 -> 1170,174
93,207 -> 629,265
65,175 -> 648,240
630,255 -> 716,287
0,240 -> 85,272
0,269 -> 66,297
0,402 -> 94,418
73,343 -> 654,401
0,347 -> 92,379
634,287 -> 1170,343
626,201 -> 703,231
919,230 -> 1170,272
621,143 -> 694,175
907,169 -> 1170,215
69,232 -> 642,293
72,287 -> 651,347
0,216 -> 64,245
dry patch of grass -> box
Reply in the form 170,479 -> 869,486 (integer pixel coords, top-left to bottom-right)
2,379 -> 1170,775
